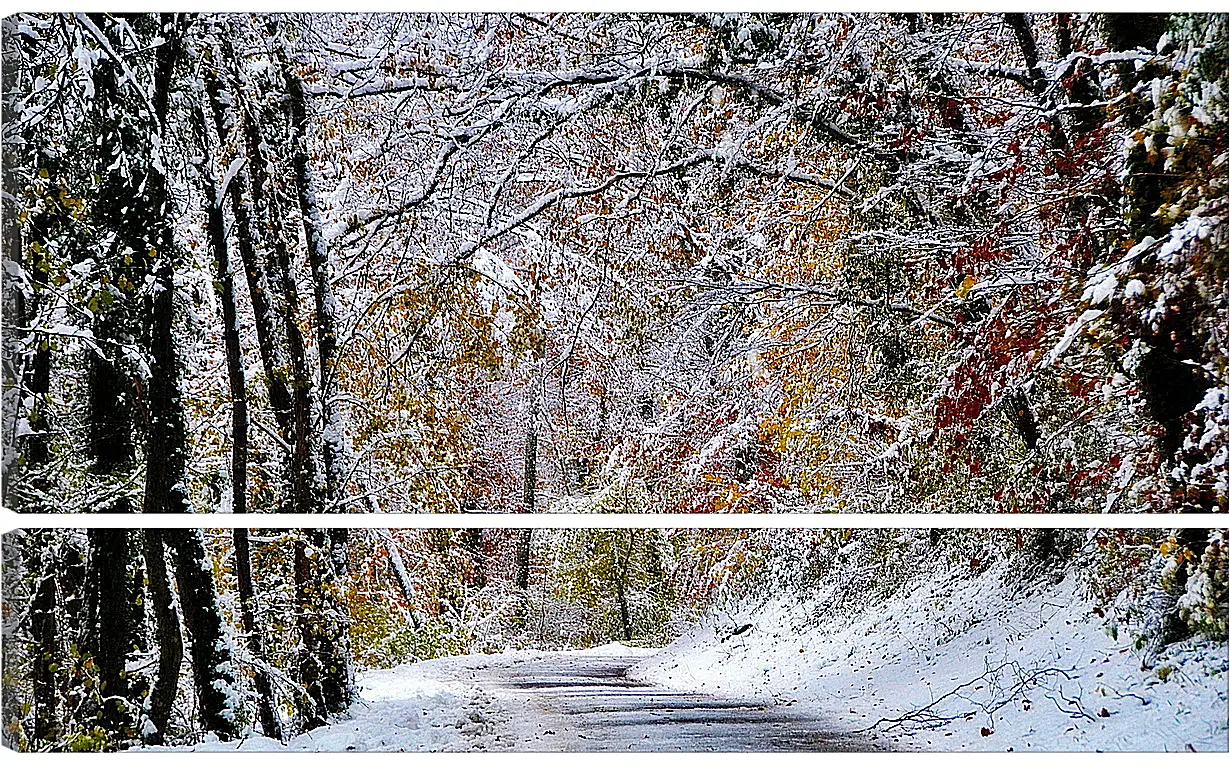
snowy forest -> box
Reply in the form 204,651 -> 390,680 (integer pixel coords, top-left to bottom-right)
2,526 -> 1227,751
0,10 -> 1227,754
3,12 -> 1228,518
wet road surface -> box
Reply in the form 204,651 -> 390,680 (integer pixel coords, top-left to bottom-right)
475,650 -> 883,752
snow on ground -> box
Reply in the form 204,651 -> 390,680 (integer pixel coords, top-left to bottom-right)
146,643 -> 654,752
138,585 -> 1226,754
143,665 -> 508,752
632,563 -> 1229,752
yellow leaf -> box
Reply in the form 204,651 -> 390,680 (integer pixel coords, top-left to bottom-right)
955,275 -> 977,298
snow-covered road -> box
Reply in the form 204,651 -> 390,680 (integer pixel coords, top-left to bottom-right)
168,644 -> 882,752
450,646 -> 881,751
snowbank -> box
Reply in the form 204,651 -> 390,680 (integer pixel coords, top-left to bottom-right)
632,564 -> 1228,752
141,663 -> 509,752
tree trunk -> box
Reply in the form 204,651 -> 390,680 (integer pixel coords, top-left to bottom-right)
514,530 -> 533,594
140,529 -> 183,745
281,53 -> 352,515
140,13 -> 193,517
294,530 -> 327,730
463,528 -> 487,590
195,61 -> 285,737
85,529 -> 136,738
233,527 -> 283,740
515,389 -> 538,593
213,29 -> 323,518
294,528 -> 353,730
192,95 -> 248,516
246,92 -> 322,519
202,44 -> 295,435
1006,389 -> 1041,450
1053,13 -> 1105,135
28,534 -> 59,745
616,531 -> 635,642
378,530 -> 421,630
1,17 -> 25,486
324,527 -> 355,709
1004,13 -> 1068,151
164,528 -> 240,741
0,20 -> 54,495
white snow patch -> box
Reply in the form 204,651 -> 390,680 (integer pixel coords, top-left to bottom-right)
632,564 -> 1228,752
1040,309 -> 1103,369
138,663 -> 509,752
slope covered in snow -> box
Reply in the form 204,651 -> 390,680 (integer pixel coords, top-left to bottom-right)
633,561 -> 1229,752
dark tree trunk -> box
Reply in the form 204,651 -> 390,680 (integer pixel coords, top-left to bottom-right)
1054,14 -> 1105,135
615,531 -> 635,642
324,527 -> 354,711
4,181 -> 53,489
239,71 -> 323,518
294,528 -> 353,730
85,529 -> 136,738
28,535 -> 59,745
202,44 -> 295,436
210,29 -> 323,519
0,19 -> 53,497
140,14 -> 192,516
164,528 -> 240,741
192,95 -> 248,516
1004,13 -> 1068,151
1,18 -> 24,487
514,530 -> 533,593
515,391 -> 538,593
233,527 -> 283,740
1101,14 -> 1169,54
463,528 -> 487,590
294,530 -> 327,730
79,13 -> 163,515
282,54 -> 351,515
85,351 -> 136,508
56,535 -> 90,728
522,419 -> 537,516
140,529 -> 183,745
1006,389 -> 1041,450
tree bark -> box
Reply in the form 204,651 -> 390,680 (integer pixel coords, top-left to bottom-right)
85,529 -> 136,738
616,531 -> 635,642
233,527 -> 283,740
281,53 -> 352,515
202,44 -> 295,435
140,13 -> 193,517
463,528 -> 487,590
140,529 -> 183,745
246,92 -> 323,519
378,530 -> 421,630
1,20 -> 55,494
192,95 -> 248,516
213,28 -> 323,518
515,389 -> 538,592
294,528 -> 353,730
1004,13 -> 1068,151
28,534 -> 59,745
164,528 -> 240,740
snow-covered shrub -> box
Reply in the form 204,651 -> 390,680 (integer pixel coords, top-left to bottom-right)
1175,532 -> 1229,639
